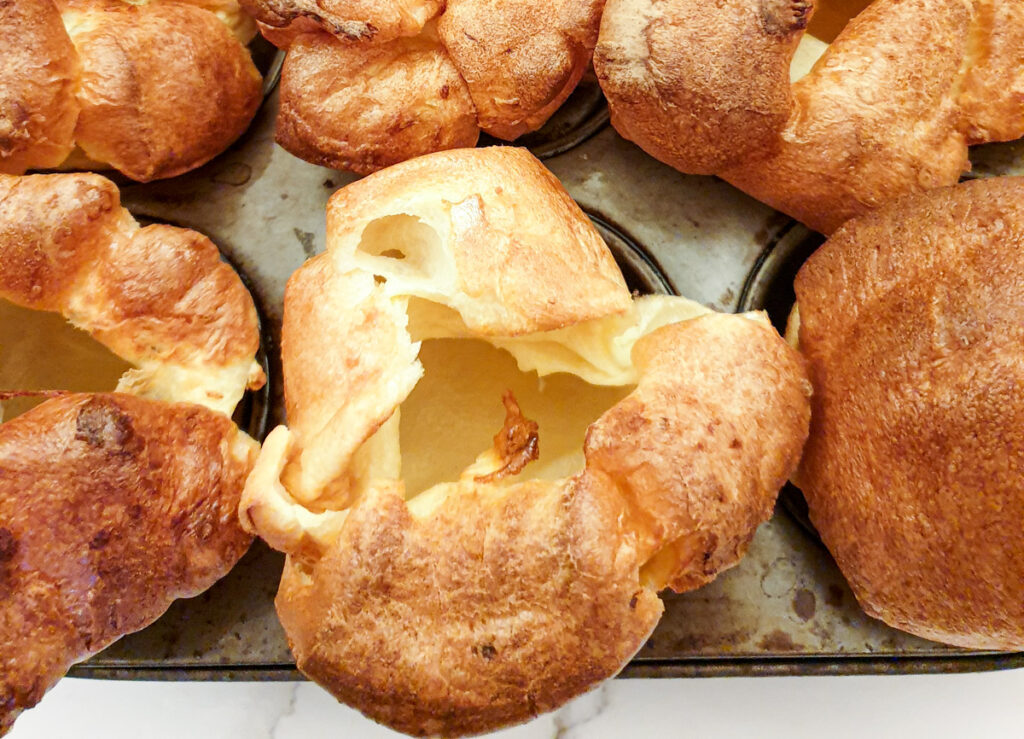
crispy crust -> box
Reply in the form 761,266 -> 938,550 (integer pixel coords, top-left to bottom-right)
0,170 -> 265,733
1,0 -> 260,182
325,147 -> 631,335
0,0 -> 79,174
64,1 -> 261,182
793,177 -> 1024,649
240,0 -> 441,43
254,0 -> 603,169
587,314 -> 811,592
0,172 -> 263,415
242,148 -> 811,735
597,0 -> 1024,234
594,0 -> 809,174
0,393 -> 257,734
437,0 -> 604,140
276,29 -> 480,175
719,0 -> 975,233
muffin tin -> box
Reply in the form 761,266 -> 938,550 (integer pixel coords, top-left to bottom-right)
68,76 -> 1024,680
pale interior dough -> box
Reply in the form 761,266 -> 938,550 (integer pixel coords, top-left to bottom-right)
351,213 -> 713,500
0,299 -> 130,421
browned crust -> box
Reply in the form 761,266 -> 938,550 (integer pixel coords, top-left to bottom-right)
0,172 -> 261,373
276,30 -> 480,175
271,312 -> 810,736
0,172 -> 119,312
594,0 -> 810,174
958,0 -> 1024,144
0,393 -> 257,734
0,0 -> 80,174
241,0 -> 442,44
586,314 -> 811,591
245,148 -> 812,734
793,177 -> 1024,649
597,0 -> 1024,234
254,15 -> 323,46
277,480 -> 662,737
437,0 -> 604,140
65,1 -> 262,182
720,0 -> 975,234
325,147 -> 631,335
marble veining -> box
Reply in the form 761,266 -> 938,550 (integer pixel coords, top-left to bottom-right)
8,673 -> 1024,738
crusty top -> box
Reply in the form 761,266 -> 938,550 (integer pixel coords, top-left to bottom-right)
0,393 -> 258,735
437,0 -> 605,140
326,147 -> 631,336
0,0 -> 80,173
594,0 -> 809,174
275,25 -> 479,176
793,176 -> 1024,649
248,0 -> 604,171
241,148 -> 812,736
0,172 -> 264,416
595,0 -> 1024,234
0,169 -> 265,735
1,0 -> 261,182
239,0 -> 441,42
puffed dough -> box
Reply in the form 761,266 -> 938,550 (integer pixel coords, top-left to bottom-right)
792,177 -> 1024,649
277,26 -> 480,175
0,172 -> 265,734
244,0 -> 604,171
595,0 -> 1024,234
241,148 -> 811,735
1,0 -> 261,182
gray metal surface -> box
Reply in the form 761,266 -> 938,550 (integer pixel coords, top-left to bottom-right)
69,82 -> 1024,679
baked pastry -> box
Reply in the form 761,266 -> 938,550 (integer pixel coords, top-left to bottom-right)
240,147 -> 811,735
0,172 -> 265,733
1,0 -> 262,182
594,0 -> 1024,234
790,176 -> 1024,649
241,0 -> 604,173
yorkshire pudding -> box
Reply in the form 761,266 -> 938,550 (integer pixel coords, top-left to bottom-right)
240,147 -> 811,735
241,0 -> 604,173
1,0 -> 262,182
791,176 -> 1024,649
0,172 -> 265,733
594,0 -> 1024,234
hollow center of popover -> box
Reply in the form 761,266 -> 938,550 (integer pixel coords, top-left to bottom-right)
399,337 -> 631,498
0,299 -> 130,421
350,210 -> 706,502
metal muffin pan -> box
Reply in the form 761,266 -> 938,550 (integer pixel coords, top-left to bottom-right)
68,79 -> 1024,679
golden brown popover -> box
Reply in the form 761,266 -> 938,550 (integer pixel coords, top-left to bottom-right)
1,0 -> 262,182
241,0 -> 605,173
0,172 -> 265,734
791,176 -> 1024,649
240,147 -> 811,735
594,0 -> 1024,234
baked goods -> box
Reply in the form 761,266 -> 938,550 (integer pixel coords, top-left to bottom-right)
240,147 -> 811,735
1,0 -> 262,182
594,0 -> 1024,234
791,176 -> 1024,649
0,172 -> 265,733
241,0 -> 604,173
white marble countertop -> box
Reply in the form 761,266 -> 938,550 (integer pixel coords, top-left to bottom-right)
9,671 -> 1024,738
